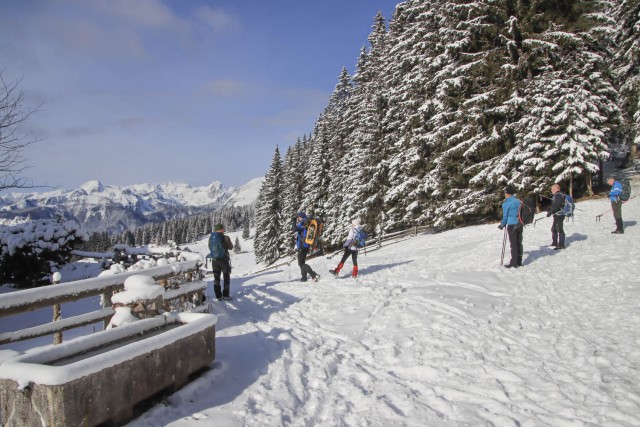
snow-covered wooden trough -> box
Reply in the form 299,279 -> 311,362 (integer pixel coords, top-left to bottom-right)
0,312 -> 216,427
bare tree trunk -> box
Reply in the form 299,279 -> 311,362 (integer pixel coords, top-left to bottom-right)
585,171 -> 593,196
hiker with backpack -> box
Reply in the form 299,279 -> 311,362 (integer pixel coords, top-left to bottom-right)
498,185 -> 523,268
546,184 -> 567,249
292,212 -> 320,282
330,218 -> 366,278
607,176 -> 625,234
208,223 -> 234,300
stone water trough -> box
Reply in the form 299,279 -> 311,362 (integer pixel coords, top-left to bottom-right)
0,312 -> 216,427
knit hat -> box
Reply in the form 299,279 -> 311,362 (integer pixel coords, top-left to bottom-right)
504,185 -> 516,195
352,218 -> 361,226
296,212 -> 307,220
214,223 -> 224,232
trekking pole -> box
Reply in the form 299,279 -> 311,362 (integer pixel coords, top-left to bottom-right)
243,255 -> 296,276
500,227 -> 507,266
595,209 -> 610,222
533,215 -> 548,227
326,248 -> 344,259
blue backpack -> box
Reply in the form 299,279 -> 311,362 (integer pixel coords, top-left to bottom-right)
563,194 -> 575,217
354,228 -> 367,248
209,232 -> 226,260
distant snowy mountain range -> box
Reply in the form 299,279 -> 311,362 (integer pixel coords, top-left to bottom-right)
0,177 -> 263,234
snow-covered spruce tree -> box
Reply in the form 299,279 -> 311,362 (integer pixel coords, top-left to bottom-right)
500,0 -> 619,196
381,1 -> 446,229
0,217 -> 87,288
301,119 -> 332,220
280,140 -> 307,253
348,12 -> 391,235
254,146 -> 284,264
614,0 -> 640,161
319,68 -> 357,245
401,0 -> 517,227
404,0 -> 619,225
233,236 -> 241,254
242,220 -> 250,239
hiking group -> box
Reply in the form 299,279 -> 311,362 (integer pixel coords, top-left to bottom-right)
206,176 -> 630,298
499,175 -> 630,269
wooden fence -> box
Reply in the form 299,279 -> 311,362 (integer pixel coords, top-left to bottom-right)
0,260 -> 208,346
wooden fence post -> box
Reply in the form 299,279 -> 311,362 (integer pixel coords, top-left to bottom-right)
52,272 -> 62,345
102,289 -> 113,330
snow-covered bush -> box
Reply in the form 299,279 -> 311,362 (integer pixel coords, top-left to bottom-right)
0,217 -> 87,288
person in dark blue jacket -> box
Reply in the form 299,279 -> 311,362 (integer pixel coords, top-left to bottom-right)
292,212 -> 320,282
546,184 -> 567,249
208,223 -> 234,300
498,185 -> 523,268
608,176 -> 624,234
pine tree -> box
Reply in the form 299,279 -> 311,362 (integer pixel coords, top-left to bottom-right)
614,0 -> 640,160
347,12 -> 390,235
242,220 -> 250,239
254,147 -> 284,264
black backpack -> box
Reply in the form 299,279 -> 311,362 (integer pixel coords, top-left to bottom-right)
620,179 -> 631,202
517,197 -> 535,226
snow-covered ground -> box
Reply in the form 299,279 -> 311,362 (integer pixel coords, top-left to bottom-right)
2,182 -> 640,426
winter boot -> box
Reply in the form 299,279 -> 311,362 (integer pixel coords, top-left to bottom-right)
352,265 -> 358,278
213,282 -> 222,300
330,263 -> 344,276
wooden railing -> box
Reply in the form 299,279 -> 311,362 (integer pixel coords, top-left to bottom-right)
0,260 -> 208,346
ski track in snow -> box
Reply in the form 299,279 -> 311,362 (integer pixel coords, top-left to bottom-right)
127,190 -> 640,426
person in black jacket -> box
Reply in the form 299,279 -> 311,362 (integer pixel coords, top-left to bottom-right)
547,184 -> 566,250
209,223 -> 234,300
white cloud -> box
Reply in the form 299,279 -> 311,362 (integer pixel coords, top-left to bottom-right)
194,6 -> 239,33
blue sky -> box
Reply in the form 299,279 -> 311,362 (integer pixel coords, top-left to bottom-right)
0,0 -> 398,191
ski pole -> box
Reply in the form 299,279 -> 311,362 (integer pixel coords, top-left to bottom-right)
500,227 -> 507,266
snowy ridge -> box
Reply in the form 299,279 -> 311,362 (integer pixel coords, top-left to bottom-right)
0,178 -> 261,233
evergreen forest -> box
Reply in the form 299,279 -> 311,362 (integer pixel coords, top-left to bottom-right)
254,0 -> 640,264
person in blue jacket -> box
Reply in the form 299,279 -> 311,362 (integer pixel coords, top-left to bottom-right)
608,176 -> 624,234
498,185 -> 523,268
292,212 -> 320,282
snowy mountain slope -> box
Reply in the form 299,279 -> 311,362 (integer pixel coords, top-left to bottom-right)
1,182 -> 638,426
0,178 -> 261,233
125,181 -> 640,426
223,177 -> 264,208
